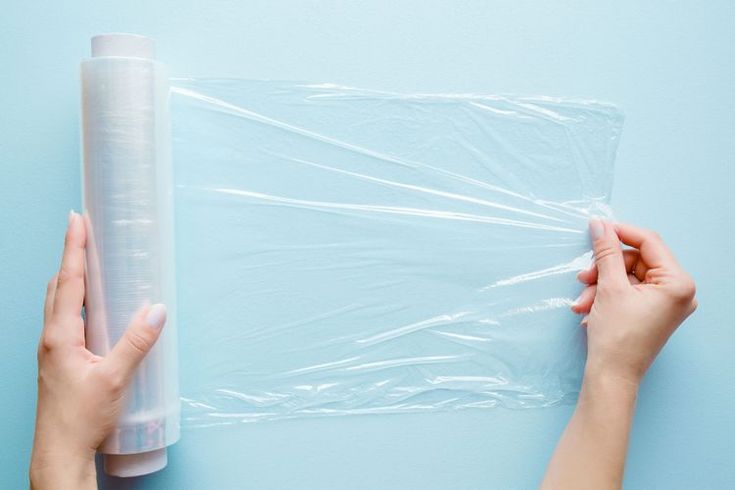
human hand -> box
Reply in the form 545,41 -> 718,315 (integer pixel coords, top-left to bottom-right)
572,220 -> 697,386
542,219 -> 696,489
30,211 -> 167,490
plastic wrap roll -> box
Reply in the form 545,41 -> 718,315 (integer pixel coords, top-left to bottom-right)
81,34 -> 179,477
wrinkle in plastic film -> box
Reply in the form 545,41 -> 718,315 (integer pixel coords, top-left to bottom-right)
171,80 -> 623,426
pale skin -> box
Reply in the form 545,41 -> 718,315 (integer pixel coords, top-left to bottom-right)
30,211 -> 167,490
30,216 -> 696,489
542,219 -> 697,489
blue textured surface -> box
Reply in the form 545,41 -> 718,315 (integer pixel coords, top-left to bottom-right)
1,2 -> 733,488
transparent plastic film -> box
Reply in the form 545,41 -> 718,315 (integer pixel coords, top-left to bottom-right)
170,80 -> 623,426
81,35 -> 179,476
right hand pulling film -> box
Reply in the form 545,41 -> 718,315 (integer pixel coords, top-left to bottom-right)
171,79 -> 622,425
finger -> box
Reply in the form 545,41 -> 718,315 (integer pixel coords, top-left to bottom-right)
623,249 -> 651,283
623,249 -> 639,273
577,250 -> 643,285
577,264 -> 597,285
628,273 -> 641,285
44,274 -> 58,323
102,304 -> 167,384
53,211 -> 87,320
613,223 -> 679,270
571,284 -> 597,314
589,219 -> 628,289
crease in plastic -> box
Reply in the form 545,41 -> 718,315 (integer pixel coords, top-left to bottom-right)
170,79 -> 623,425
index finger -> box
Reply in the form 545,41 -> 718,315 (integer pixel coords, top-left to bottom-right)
52,211 -> 87,320
613,223 -> 679,270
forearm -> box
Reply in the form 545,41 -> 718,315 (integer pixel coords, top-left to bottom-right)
541,367 -> 639,490
30,462 -> 96,490
30,433 -> 97,490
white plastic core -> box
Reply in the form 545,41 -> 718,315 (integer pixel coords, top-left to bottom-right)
91,33 -> 155,60
104,448 -> 168,478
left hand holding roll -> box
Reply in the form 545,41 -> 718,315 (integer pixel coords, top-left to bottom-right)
30,211 -> 166,490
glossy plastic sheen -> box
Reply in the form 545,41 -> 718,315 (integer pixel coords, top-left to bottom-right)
170,80 -> 623,425
81,54 -> 180,453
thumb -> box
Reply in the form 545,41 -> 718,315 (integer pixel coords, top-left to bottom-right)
103,304 -> 167,382
589,219 -> 628,289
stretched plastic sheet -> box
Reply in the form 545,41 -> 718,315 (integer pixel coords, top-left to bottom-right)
171,80 -> 623,425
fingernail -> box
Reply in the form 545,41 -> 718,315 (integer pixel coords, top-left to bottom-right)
145,303 -> 167,329
589,219 -> 604,241
68,209 -> 76,225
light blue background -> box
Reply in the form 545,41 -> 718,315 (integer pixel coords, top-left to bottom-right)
1,1 -> 733,488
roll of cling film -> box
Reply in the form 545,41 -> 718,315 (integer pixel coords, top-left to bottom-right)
81,34 -> 179,477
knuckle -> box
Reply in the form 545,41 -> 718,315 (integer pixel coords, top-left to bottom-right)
598,282 -> 625,297
691,298 -> 699,313
686,278 -> 697,298
98,367 -> 126,392
125,330 -> 152,355
670,275 -> 697,303
109,374 -> 126,393
39,333 -> 58,353
57,266 -> 74,284
638,226 -> 661,242
63,228 -> 75,248
36,367 -> 50,387
594,245 -> 618,263
57,266 -> 83,285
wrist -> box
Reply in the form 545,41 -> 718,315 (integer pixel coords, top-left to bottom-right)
30,438 -> 96,490
30,457 -> 96,490
584,355 -> 645,388
582,361 -> 641,399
